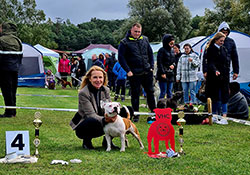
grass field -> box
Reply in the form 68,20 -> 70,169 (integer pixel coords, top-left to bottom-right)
0,86 -> 249,175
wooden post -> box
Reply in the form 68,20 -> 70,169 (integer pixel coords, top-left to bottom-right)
207,98 -> 212,125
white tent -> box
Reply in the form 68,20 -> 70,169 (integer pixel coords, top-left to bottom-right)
34,44 -> 59,58
179,36 -> 206,53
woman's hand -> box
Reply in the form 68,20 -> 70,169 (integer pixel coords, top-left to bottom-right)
169,65 -> 174,69
215,71 -> 220,76
161,74 -> 166,79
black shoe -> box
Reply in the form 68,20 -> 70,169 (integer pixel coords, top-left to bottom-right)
133,115 -> 139,122
114,95 -> 118,101
102,136 -> 119,149
0,113 -> 16,118
82,139 -> 94,150
121,95 -> 125,102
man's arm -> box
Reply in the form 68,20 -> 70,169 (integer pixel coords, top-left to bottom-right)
231,40 -> 239,79
118,41 -> 130,73
148,43 -> 154,70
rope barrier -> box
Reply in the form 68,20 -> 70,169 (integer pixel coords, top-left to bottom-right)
0,106 -> 249,126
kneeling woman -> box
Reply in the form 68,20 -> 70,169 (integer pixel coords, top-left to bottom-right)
70,66 -> 115,149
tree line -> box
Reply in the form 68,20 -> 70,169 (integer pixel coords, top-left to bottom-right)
0,0 -> 249,51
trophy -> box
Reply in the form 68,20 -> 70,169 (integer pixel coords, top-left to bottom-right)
33,112 -> 42,157
207,98 -> 213,125
177,111 -> 186,155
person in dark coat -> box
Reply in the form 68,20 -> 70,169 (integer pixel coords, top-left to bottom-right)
0,22 -> 23,118
173,43 -> 183,92
205,32 -> 230,117
227,82 -> 249,119
105,52 -> 117,92
92,54 -> 104,69
118,22 -> 156,122
156,34 -> 176,99
76,55 -> 86,79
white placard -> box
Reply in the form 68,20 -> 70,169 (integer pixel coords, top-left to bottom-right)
5,131 -> 30,156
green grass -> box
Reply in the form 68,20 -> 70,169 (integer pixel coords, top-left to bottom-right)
0,86 -> 250,175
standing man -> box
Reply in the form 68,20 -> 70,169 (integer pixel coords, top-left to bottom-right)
118,23 -> 156,122
0,22 -> 23,118
217,21 -> 239,80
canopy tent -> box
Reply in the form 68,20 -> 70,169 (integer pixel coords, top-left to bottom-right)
34,44 -> 59,58
82,48 -> 116,70
18,43 -> 45,87
73,44 -> 118,54
192,31 -> 250,98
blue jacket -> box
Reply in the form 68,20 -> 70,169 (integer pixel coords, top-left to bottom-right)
113,62 -> 127,80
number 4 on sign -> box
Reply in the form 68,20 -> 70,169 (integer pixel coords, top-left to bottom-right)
6,131 -> 30,156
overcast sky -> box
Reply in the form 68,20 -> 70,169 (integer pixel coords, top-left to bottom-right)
35,0 -> 215,25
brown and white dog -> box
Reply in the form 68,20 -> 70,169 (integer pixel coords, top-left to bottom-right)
102,101 -> 144,152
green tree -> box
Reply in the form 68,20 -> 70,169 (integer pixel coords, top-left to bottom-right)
0,0 -> 57,48
198,0 -> 250,36
127,0 -> 192,42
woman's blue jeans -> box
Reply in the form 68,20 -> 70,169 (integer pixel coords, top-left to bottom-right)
159,81 -> 173,99
182,81 -> 197,104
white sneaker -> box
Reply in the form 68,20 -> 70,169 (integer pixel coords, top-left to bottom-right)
216,118 -> 228,125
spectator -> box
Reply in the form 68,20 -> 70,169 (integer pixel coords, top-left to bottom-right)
0,22 -> 23,118
98,53 -> 105,65
69,66 -> 116,149
76,55 -> 86,81
176,43 -> 200,104
45,69 -> 56,89
71,58 -> 79,87
92,54 -> 104,69
58,53 -> 71,88
173,43 -> 183,92
105,52 -> 117,92
204,32 -> 230,117
156,34 -> 176,99
227,82 -> 249,119
112,61 -> 127,101
118,22 -> 156,122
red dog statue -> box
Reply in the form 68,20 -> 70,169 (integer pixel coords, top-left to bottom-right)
147,108 -> 175,154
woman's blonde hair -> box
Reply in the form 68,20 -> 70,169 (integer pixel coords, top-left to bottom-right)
206,32 -> 226,50
79,66 -> 108,90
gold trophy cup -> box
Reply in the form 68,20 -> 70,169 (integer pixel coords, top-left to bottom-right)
33,112 -> 42,157
177,111 -> 186,155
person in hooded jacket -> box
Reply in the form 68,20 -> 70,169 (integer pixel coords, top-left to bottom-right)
156,34 -> 176,99
118,22 -> 155,122
203,21 -> 239,80
0,22 -> 23,118
227,82 -> 249,119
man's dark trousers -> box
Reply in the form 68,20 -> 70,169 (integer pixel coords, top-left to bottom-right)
0,71 -> 18,116
128,71 -> 156,112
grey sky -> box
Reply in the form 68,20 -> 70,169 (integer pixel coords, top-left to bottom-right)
35,0 -> 214,24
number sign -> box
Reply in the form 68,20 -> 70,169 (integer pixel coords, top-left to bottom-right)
5,131 -> 30,156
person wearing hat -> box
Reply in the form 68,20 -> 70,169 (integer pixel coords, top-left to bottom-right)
0,22 -> 23,118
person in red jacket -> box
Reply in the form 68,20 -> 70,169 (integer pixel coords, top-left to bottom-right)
58,53 -> 71,88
